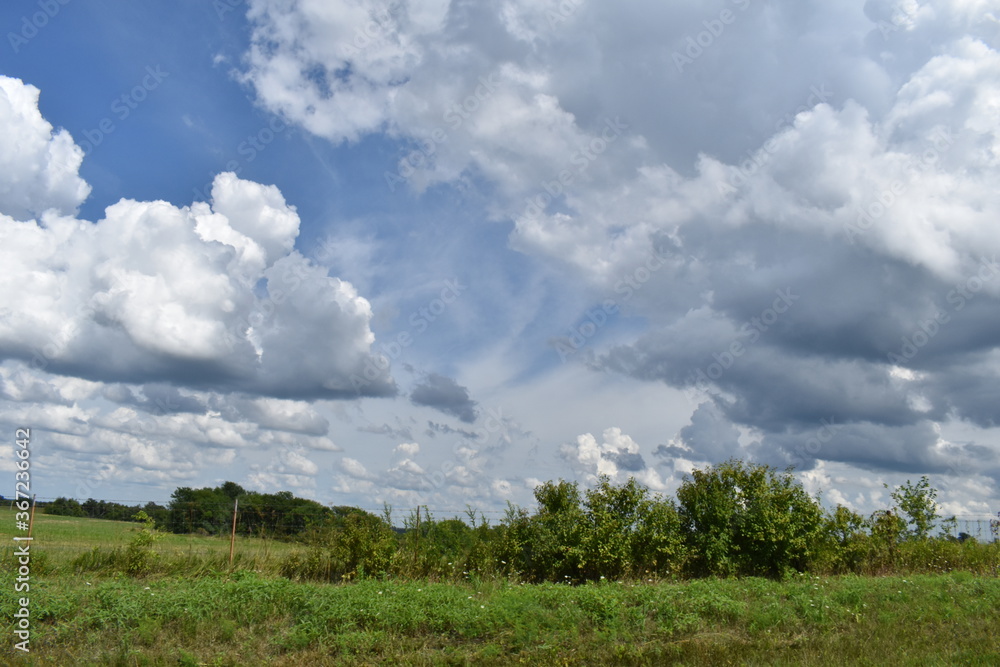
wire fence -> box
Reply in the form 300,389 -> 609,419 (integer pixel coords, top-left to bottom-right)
6,497 -> 999,543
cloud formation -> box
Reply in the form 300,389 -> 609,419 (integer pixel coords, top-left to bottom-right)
235,0 -> 1000,490
410,373 -> 478,423
0,75 -> 393,400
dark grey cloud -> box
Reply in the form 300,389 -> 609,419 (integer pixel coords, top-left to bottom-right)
603,448 -> 646,472
677,402 -> 744,463
425,421 -> 480,440
595,223 -> 1000,477
409,373 -> 478,423
652,443 -> 691,460
102,383 -> 206,415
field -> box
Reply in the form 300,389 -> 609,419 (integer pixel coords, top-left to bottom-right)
0,505 -> 298,570
2,507 -> 999,665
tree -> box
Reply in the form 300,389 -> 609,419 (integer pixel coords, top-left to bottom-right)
676,459 -> 824,577
578,476 -> 685,579
886,476 -> 939,539
46,497 -> 85,517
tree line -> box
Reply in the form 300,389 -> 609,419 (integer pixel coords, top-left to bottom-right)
45,460 -> 1000,581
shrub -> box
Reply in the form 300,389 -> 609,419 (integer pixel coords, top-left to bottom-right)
284,507 -> 397,582
578,476 -> 686,580
676,459 -> 824,578
812,505 -> 869,574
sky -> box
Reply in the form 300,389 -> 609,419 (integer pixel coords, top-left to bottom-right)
1,0 -> 999,525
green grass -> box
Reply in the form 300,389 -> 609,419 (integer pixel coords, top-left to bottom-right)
1,504 -> 998,664
1,572 -> 998,665
0,505 -> 298,571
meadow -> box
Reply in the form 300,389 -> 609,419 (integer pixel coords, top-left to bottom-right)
1,506 -> 999,665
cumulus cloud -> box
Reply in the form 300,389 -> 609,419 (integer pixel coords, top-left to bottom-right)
561,427 -> 667,490
0,77 -> 90,220
0,75 -> 394,400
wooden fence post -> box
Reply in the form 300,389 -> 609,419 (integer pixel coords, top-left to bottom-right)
229,498 -> 238,566
26,494 -> 36,539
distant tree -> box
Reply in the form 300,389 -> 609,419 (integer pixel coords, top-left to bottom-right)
220,481 -> 245,500
46,497 -> 85,517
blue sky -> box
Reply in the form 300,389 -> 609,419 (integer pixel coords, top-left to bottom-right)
1,0 -> 999,524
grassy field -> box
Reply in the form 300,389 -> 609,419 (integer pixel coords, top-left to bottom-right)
0,505 -> 298,569
1,505 -> 999,665
2,572 -> 999,665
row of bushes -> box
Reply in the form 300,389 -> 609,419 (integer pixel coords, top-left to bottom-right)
276,460 -> 1000,583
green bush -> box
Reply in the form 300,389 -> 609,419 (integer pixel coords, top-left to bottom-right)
676,459 -> 824,578
284,508 -> 396,582
578,476 -> 686,580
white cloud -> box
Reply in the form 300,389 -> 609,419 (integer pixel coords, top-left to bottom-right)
562,426 -> 667,490
0,74 -> 394,400
0,77 -> 90,220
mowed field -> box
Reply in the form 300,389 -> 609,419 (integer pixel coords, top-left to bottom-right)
1,506 -> 999,665
0,505 -> 298,567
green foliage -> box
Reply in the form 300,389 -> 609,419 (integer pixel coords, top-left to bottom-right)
167,483 -> 332,539
46,496 -> 86,517
814,505 -> 869,574
578,476 -> 686,580
6,573 -> 1000,665
887,476 -> 940,539
676,459 -> 824,577
514,479 -> 586,582
282,508 -> 396,581
14,467 -> 999,587
71,510 -> 163,577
